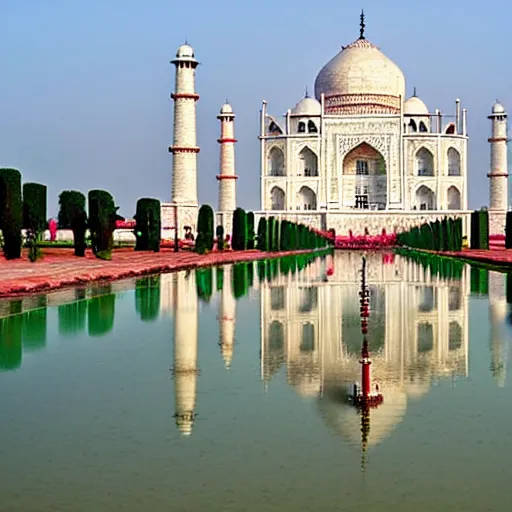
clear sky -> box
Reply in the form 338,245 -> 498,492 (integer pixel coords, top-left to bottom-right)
1,0 -> 510,218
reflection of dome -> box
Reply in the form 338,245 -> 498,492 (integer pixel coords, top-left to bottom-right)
404,379 -> 430,399
291,96 -> 322,116
404,95 -> 429,116
317,385 -> 407,449
293,378 -> 321,398
314,38 -> 405,111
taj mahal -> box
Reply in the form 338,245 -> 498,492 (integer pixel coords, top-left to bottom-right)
163,13 -> 509,238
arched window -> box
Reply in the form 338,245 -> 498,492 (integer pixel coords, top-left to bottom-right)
447,148 -> 461,176
300,323 -> 315,352
448,321 -> 462,351
298,286 -> 318,313
298,122 -> 306,133
270,286 -> 285,311
417,322 -> 434,352
307,120 -> 318,133
448,286 -> 461,311
447,186 -> 461,210
409,119 -> 417,132
418,286 -> 436,312
298,147 -> 318,177
416,147 -> 434,176
268,147 -> 285,176
419,121 -> 428,133
268,321 -> 284,352
444,123 -> 456,135
270,186 -> 285,210
415,185 -> 436,210
297,186 -> 317,211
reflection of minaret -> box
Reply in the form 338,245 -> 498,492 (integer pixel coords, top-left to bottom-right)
219,265 -> 236,369
489,271 -> 508,387
172,270 -> 199,435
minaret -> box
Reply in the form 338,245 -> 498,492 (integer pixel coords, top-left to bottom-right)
217,102 -> 238,234
218,265 -> 236,369
172,270 -> 199,436
488,101 -> 509,233
169,43 -> 200,233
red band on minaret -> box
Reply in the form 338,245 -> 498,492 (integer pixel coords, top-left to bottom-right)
487,172 -> 509,177
171,93 -> 200,101
169,146 -> 200,154
488,137 -> 509,143
217,138 -> 238,144
216,175 -> 238,180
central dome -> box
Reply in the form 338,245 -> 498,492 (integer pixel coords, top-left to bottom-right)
314,38 -> 406,115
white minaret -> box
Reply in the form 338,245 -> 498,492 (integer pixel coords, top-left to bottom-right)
169,43 -> 200,233
218,265 -> 236,369
172,270 -> 199,436
488,102 -> 509,232
217,102 -> 238,214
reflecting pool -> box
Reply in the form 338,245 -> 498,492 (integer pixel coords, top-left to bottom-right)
1,251 -> 512,511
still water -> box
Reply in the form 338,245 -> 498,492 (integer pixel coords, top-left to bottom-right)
1,251 -> 512,511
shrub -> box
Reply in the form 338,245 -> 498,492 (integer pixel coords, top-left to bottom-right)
267,217 -> 276,251
247,211 -> 255,249
279,220 -> 289,251
216,225 -> 225,250
88,190 -> 118,260
232,207 -> 247,250
470,210 -> 489,250
0,168 -> 23,259
256,217 -> 268,251
58,191 -> 87,257
135,198 -> 161,252
23,183 -> 47,234
272,219 -> 280,252
195,205 -> 214,254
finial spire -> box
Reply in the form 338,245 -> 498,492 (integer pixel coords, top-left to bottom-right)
305,86 -> 309,98
359,9 -> 366,39
413,86 -> 417,97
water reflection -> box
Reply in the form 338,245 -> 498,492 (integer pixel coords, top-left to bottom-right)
135,276 -> 161,322
88,286 -> 116,338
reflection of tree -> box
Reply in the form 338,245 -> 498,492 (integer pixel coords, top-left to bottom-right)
0,303 -> 23,371
58,289 -> 87,336
22,296 -> 47,351
470,267 -> 489,296
232,263 -> 249,299
216,266 -> 224,291
257,261 -> 266,282
135,275 -> 161,322
195,268 -> 213,303
87,288 -> 116,337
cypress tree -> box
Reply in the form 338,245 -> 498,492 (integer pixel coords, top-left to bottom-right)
506,212 -> 512,249
88,190 -> 118,260
216,225 -> 225,250
247,211 -> 255,249
22,183 -> 47,234
267,217 -> 276,252
58,190 -> 87,257
195,204 -> 214,254
0,168 -> 23,259
232,207 -> 248,250
135,198 -> 161,252
257,217 -> 268,251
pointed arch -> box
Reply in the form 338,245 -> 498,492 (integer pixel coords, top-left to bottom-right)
447,186 -> 461,210
408,119 -> 418,133
444,123 -> 456,135
416,147 -> 434,176
268,321 -> 284,352
298,121 -> 306,133
417,322 -> 434,352
297,185 -> 317,211
300,323 -> 315,352
419,121 -> 428,133
307,120 -> 318,133
270,186 -> 285,210
298,146 -> 318,177
342,142 -> 387,210
415,185 -> 436,210
448,321 -> 462,351
447,148 -> 461,176
268,147 -> 285,176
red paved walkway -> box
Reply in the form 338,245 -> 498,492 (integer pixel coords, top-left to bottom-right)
0,247 -> 320,297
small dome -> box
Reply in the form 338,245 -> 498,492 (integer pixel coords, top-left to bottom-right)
291,96 -> 322,116
176,43 -> 195,58
314,38 -> 405,103
220,103 -> 233,114
492,101 -> 505,114
404,95 -> 429,116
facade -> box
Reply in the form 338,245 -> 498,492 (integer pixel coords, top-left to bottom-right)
258,19 -> 472,235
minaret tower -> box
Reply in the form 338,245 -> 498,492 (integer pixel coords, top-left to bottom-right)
217,102 -> 238,216
172,270 -> 199,436
218,265 -> 236,369
488,101 -> 509,233
169,43 -> 200,233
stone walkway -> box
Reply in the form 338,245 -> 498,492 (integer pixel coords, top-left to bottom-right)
0,247 -> 319,297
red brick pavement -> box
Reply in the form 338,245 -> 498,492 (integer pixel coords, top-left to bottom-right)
0,247 -> 318,297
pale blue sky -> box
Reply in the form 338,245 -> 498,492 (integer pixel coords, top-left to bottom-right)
0,0 -> 510,217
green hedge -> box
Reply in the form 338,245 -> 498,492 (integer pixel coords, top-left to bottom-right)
23,182 -> 47,233
470,210 -> 489,250
232,208 -> 247,250
196,205 -> 214,254
0,168 -> 23,259
88,189 -> 118,260
135,198 -> 161,252
397,216 -> 463,252
247,211 -> 255,249
58,190 -> 87,257
257,217 -> 268,251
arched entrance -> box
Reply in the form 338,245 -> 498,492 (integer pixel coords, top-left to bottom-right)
268,147 -> 285,176
270,186 -> 285,210
342,142 -> 387,209
415,185 -> 436,210
447,186 -> 461,210
297,186 -> 317,210
298,147 -> 318,176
